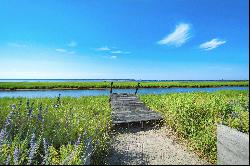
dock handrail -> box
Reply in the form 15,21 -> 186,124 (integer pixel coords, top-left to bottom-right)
110,82 -> 140,95
110,82 -> 113,94
135,82 -> 140,95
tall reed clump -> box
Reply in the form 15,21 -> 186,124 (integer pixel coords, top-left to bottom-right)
0,95 -> 111,165
140,90 -> 249,163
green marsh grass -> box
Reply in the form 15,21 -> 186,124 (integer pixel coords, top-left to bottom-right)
140,90 -> 249,163
0,90 -> 249,164
0,81 -> 248,90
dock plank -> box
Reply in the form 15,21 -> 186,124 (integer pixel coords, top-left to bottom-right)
110,93 -> 163,125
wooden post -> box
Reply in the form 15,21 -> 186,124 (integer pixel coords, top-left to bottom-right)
135,82 -> 140,95
110,82 -> 113,94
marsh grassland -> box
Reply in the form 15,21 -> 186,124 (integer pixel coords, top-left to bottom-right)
0,81 -> 248,90
0,96 -> 111,165
0,90 -> 249,164
140,90 -> 249,163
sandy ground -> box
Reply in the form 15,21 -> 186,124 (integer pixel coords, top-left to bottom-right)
105,124 -> 210,165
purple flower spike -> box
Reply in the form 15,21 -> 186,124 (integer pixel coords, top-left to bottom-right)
28,133 -> 37,165
13,147 -> 20,165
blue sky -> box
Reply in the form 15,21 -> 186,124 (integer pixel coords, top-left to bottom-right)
0,0 -> 249,80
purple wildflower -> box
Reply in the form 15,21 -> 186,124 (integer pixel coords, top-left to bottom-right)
5,154 -> 10,165
17,100 -> 22,111
26,100 -> 30,111
5,111 -> 13,127
45,106 -> 48,115
29,102 -> 34,118
42,138 -> 49,165
83,131 -> 87,138
28,133 -> 37,165
75,134 -> 82,147
0,112 -> 14,150
13,147 -> 20,165
11,104 -> 16,110
16,100 -> 22,117
54,94 -> 61,108
0,128 -> 6,150
38,103 -> 43,122
43,138 -> 48,153
27,100 -> 34,118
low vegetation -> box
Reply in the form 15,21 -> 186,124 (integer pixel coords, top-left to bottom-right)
0,95 -> 111,165
0,90 -> 248,164
140,90 -> 249,163
0,81 -> 248,90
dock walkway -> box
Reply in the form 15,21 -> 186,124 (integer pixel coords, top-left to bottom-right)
105,93 -> 210,165
110,93 -> 163,125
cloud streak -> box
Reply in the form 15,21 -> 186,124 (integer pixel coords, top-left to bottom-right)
103,55 -> 117,59
157,23 -> 191,47
96,46 -> 131,58
55,48 -> 67,53
199,38 -> 226,50
55,48 -> 75,54
110,55 -> 117,59
111,50 -> 122,54
110,50 -> 131,54
96,46 -> 111,51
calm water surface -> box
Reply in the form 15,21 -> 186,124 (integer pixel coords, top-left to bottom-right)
0,86 -> 248,98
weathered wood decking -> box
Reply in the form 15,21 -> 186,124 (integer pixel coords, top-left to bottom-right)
110,93 -> 163,125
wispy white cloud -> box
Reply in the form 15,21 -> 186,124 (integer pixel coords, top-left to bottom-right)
96,46 -> 130,56
55,48 -> 76,54
157,23 -> 191,47
124,51 -> 131,54
110,50 -> 131,54
68,41 -> 77,47
111,50 -> 122,54
7,42 -> 27,48
96,46 -> 111,51
110,55 -> 117,59
199,38 -> 226,50
103,55 -> 117,59
55,48 -> 67,53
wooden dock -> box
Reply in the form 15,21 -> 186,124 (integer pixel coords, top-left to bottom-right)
110,93 -> 163,126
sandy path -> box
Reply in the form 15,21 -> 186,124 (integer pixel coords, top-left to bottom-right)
105,125 -> 210,165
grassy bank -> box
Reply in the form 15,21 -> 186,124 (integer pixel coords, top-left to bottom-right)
0,90 -> 249,164
0,81 -> 248,90
140,90 -> 249,163
0,96 -> 111,165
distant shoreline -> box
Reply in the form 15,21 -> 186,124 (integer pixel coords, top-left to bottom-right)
0,81 -> 248,90
0,79 -> 248,81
